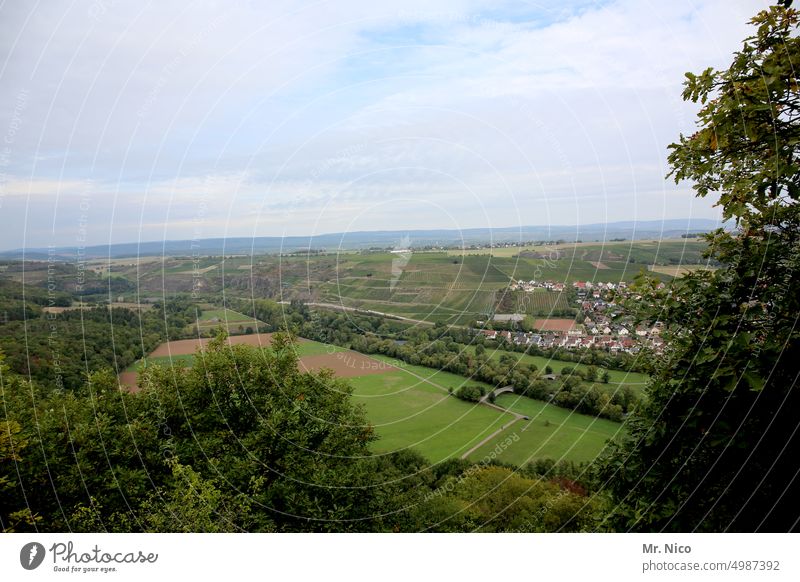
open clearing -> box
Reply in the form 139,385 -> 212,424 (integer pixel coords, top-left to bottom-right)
348,369 -> 513,463
466,393 -> 625,465
533,318 -> 576,333
299,351 -> 398,377
350,355 -> 622,464
148,332 -> 277,357
119,338 -> 625,464
369,355 -> 496,392
192,308 -> 258,333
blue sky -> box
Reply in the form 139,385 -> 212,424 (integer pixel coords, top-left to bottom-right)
0,0 -> 767,249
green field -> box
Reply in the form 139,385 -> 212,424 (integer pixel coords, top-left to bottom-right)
193,308 -> 256,331
445,239 -> 709,265
305,249 -> 678,324
466,394 -> 625,465
369,355 -> 495,392
553,240 -> 710,266
349,371 -> 512,463
126,353 -> 197,372
125,338 -> 626,465
351,354 -> 625,464
293,340 -> 347,357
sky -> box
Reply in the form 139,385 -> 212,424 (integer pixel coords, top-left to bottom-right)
0,0 -> 769,249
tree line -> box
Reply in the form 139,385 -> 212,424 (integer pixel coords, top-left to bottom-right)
0,297 -> 197,391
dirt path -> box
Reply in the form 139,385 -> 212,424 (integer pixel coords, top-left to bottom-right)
394,366 -> 525,460
459,416 -> 524,460
281,301 -> 438,327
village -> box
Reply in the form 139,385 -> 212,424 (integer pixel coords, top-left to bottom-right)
478,278 -> 667,355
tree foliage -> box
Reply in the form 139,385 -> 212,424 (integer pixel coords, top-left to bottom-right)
411,466 -> 599,532
0,335 -> 382,531
599,3 -> 800,532
0,301 -> 196,391
454,385 -> 484,402
0,335 -> 598,532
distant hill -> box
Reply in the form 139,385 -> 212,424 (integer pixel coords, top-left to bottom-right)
0,218 -> 726,260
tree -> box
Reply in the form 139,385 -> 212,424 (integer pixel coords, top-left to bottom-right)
0,409 -> 39,531
0,334 -> 401,532
70,460 -> 258,533
585,365 -> 599,383
598,3 -> 800,532
454,385 -> 484,403
412,466 -> 598,532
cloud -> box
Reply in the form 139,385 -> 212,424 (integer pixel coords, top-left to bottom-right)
0,0 -> 765,248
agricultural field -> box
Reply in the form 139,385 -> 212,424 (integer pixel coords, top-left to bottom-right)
309,253 -> 510,325
446,238 -> 710,265
305,251 -> 656,324
299,350 -> 395,377
118,337 -> 622,465
369,355 -> 496,393
69,241 -> 703,325
466,394 -> 625,465
527,240 -> 710,266
493,288 -> 570,315
349,370 -> 513,463
352,357 -> 625,463
192,307 -> 260,334
118,335 -> 340,390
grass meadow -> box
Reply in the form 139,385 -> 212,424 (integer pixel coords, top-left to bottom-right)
466,393 -> 626,465
123,337 -> 624,465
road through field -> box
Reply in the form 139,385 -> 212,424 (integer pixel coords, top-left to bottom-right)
459,416 -> 524,460
393,364 -> 525,459
280,300 -> 440,326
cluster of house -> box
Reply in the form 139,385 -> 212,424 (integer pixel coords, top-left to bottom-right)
482,279 -> 668,354
478,319 -> 664,355
574,280 -> 666,353
509,279 -> 566,292
509,278 -> 636,294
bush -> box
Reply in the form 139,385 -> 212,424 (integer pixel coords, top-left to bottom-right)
585,365 -> 598,382
455,385 -> 483,403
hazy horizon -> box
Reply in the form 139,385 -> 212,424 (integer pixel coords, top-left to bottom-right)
0,216 -> 725,254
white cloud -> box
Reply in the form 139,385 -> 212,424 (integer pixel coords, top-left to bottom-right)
0,0 -> 767,248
